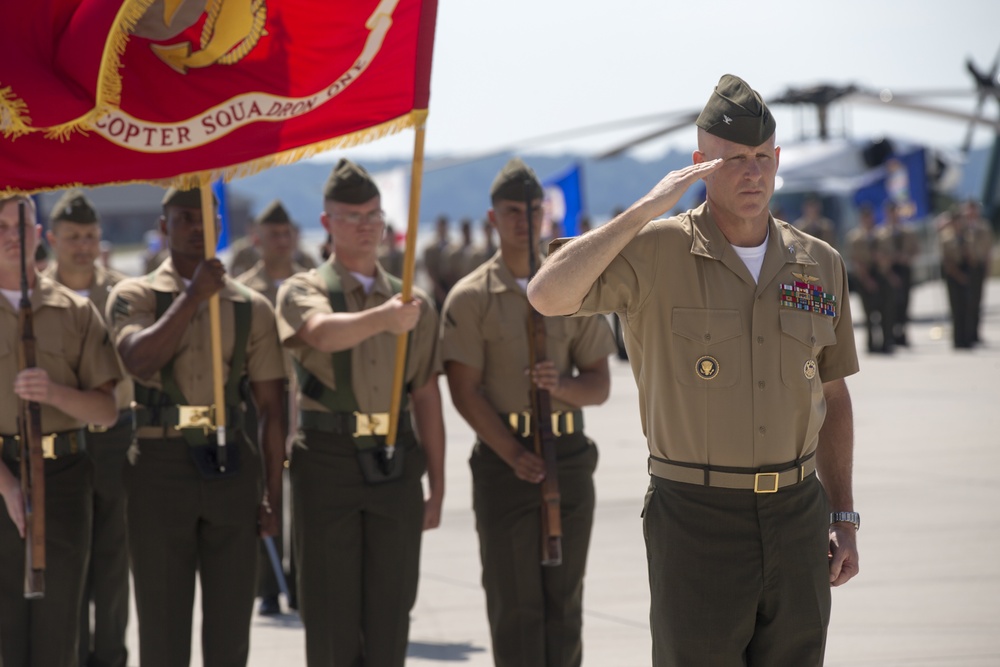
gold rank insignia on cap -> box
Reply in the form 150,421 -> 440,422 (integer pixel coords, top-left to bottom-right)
695,355 -> 719,380
803,359 -> 817,380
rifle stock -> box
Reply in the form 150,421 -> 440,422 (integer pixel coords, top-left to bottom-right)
17,201 -> 45,598
524,179 -> 562,567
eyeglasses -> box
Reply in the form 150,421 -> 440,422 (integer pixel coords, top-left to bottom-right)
333,210 -> 386,226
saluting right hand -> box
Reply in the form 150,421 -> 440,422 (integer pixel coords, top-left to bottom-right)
380,294 -> 422,334
186,258 -> 227,302
638,158 -> 724,220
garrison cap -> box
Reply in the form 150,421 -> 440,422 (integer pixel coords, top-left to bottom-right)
490,157 -> 543,203
50,189 -> 98,224
323,158 -> 380,203
254,199 -> 292,225
695,74 -> 776,147
161,186 -> 215,210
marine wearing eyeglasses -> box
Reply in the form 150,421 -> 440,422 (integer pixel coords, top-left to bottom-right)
275,158 -> 446,667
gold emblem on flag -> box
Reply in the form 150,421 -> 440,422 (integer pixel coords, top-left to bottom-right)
137,0 -> 269,74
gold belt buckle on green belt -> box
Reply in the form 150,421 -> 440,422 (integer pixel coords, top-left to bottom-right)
177,405 -> 215,431
553,411 -> 574,437
509,411 -> 531,437
753,471 -> 780,493
353,412 -> 390,437
41,434 -> 56,459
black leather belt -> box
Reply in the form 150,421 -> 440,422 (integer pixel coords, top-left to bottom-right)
648,453 -> 817,493
504,410 -> 583,438
299,411 -> 413,437
1,429 -> 87,461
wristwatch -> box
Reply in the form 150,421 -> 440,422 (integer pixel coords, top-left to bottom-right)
830,511 -> 861,531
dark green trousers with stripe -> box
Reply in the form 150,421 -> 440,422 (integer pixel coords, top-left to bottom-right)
470,433 -> 598,667
0,453 -> 93,667
292,430 -> 425,667
125,436 -> 261,667
642,473 -> 832,667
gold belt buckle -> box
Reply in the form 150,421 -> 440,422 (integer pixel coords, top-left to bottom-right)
177,405 -> 215,431
88,424 -> 109,433
42,434 -> 56,459
754,472 -> 780,493
353,412 -> 390,437
508,411 -> 531,437
550,412 -> 562,437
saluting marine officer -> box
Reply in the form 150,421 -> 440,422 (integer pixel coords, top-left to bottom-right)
0,194 -> 121,667
275,159 -> 445,667
43,190 -> 133,667
440,159 -> 614,667
106,186 -> 286,667
529,75 -> 861,666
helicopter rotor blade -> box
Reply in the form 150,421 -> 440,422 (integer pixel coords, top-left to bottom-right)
844,90 -> 1000,132
595,113 -> 700,160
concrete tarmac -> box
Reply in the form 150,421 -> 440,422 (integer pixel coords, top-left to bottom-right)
122,278 -> 1000,666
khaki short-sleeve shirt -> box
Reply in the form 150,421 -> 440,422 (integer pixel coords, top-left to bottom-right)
1,273 -> 121,434
275,259 -> 441,414
574,202 -> 859,468
106,258 -> 286,404
440,254 -> 615,414
235,260 -> 306,307
46,262 -> 134,410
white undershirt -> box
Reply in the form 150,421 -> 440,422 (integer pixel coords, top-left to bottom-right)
515,278 -> 529,292
1,288 -> 24,308
74,288 -> 90,298
351,272 -> 376,294
731,232 -> 769,283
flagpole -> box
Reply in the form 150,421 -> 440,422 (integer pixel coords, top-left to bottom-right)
385,119 -> 427,454
200,179 -> 228,468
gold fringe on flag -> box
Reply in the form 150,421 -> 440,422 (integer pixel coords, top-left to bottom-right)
0,85 -> 32,139
0,109 -> 427,198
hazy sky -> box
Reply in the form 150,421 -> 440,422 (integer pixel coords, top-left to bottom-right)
327,0 -> 1000,163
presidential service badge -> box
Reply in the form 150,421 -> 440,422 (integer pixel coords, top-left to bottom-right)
696,355 -> 719,380
803,359 -> 817,380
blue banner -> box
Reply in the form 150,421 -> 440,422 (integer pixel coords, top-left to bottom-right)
543,163 -> 585,236
852,149 -> 929,223
213,179 -> 229,251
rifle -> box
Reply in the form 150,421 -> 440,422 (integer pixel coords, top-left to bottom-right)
17,200 -> 45,598
523,180 -> 562,567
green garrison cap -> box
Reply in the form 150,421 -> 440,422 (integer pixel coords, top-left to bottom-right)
161,186 -> 216,209
254,199 -> 292,225
490,157 -> 543,202
323,158 -> 380,203
50,189 -> 98,224
695,74 -> 776,147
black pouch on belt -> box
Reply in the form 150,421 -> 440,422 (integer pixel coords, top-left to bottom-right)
356,444 -> 405,484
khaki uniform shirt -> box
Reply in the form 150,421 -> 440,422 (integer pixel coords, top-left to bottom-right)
275,259 -> 441,414
574,202 -> 859,468
45,262 -> 134,410
235,260 -> 306,307
878,224 -> 920,266
0,273 -> 121,434
106,258 -> 286,404
845,227 -> 891,274
440,254 -> 615,413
